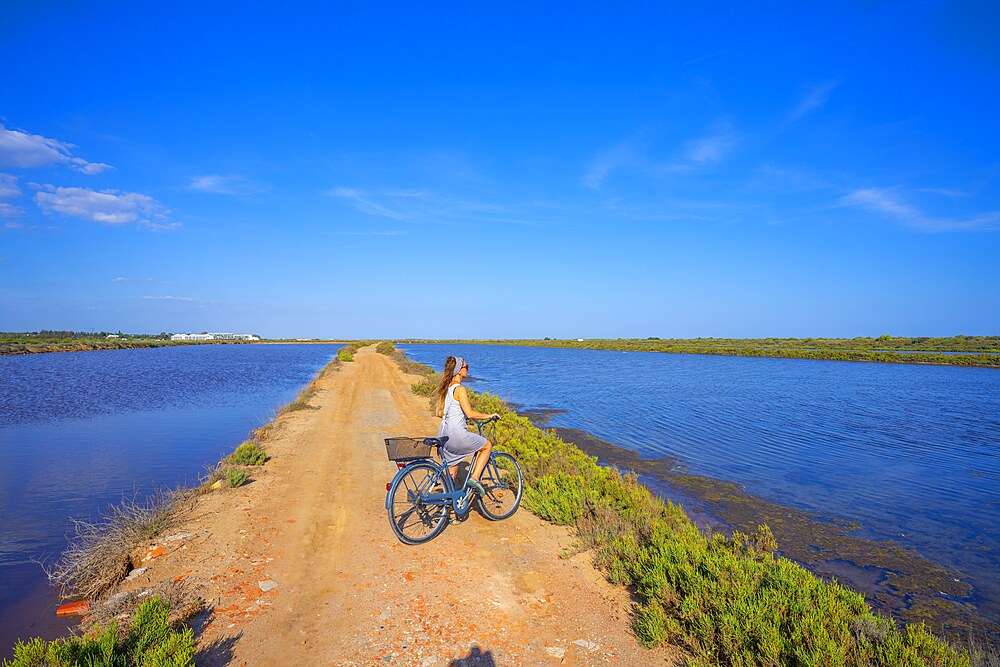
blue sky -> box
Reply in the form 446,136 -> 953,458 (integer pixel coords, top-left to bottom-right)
1,1 -> 997,338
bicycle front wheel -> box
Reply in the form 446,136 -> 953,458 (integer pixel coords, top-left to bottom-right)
387,462 -> 449,544
476,452 -> 522,521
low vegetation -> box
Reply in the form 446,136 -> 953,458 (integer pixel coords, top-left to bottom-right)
228,440 -> 268,466
224,466 -> 249,488
2,597 -> 195,667
397,336 -> 1000,368
456,387 -> 975,665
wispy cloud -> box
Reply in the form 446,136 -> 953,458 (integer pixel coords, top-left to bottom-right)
584,141 -> 642,189
328,187 -> 411,220
333,230 -> 406,236
840,187 -> 1000,232
586,122 -> 740,189
0,173 -> 20,199
0,123 -> 113,174
684,127 -> 739,164
0,173 -> 26,218
786,81 -> 839,124
189,174 -> 266,195
326,186 -> 534,225
113,277 -> 176,285
140,295 -> 195,302
34,185 -> 175,229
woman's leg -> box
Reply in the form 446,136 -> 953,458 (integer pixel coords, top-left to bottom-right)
470,439 -> 493,481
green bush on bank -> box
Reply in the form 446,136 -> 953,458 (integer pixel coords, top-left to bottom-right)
2,597 -> 194,667
228,440 -> 268,466
467,391 -> 970,666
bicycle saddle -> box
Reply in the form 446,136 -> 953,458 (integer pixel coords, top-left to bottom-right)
423,436 -> 448,447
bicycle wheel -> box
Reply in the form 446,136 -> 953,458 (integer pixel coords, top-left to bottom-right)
476,452 -> 522,520
387,462 -> 449,544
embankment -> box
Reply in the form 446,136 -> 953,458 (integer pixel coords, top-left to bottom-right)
11,345 -> 675,666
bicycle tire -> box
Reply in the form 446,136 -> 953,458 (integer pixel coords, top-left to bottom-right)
387,462 -> 449,544
476,452 -> 523,521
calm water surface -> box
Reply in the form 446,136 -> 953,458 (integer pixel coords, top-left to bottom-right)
0,344 -> 340,657
401,344 -> 1000,625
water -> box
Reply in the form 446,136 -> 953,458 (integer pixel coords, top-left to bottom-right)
401,343 -> 1000,628
0,344 -> 340,656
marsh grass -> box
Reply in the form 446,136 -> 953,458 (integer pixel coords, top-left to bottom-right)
465,390 -> 972,666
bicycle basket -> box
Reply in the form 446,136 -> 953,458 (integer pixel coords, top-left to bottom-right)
384,437 -> 434,462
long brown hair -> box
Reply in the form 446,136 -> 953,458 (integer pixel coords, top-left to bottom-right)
435,356 -> 460,417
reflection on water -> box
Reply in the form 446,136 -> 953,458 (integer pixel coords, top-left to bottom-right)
0,344 -> 340,657
401,343 -> 1000,633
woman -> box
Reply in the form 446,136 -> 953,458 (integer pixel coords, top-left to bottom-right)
435,356 -> 500,495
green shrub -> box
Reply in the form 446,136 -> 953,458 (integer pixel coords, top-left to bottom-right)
376,341 -> 395,355
229,440 -> 268,465
337,349 -> 354,362
225,467 -> 248,488
3,597 -> 194,667
462,389 -> 970,666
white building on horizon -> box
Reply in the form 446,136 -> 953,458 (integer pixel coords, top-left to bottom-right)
171,333 -> 261,341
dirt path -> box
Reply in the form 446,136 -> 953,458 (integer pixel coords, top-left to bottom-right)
122,346 -> 678,666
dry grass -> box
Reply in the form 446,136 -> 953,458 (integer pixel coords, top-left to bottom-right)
47,489 -> 186,602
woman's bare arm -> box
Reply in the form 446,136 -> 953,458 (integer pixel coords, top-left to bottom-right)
454,385 -> 499,421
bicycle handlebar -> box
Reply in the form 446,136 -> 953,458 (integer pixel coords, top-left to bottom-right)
467,416 -> 500,426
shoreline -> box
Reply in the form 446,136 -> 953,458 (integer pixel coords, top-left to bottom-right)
397,338 -> 1000,369
534,420 -> 999,643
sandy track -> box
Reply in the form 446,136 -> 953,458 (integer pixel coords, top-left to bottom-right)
123,346 -> 677,666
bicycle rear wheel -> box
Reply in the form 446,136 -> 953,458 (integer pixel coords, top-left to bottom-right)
387,462 -> 448,544
476,452 -> 522,520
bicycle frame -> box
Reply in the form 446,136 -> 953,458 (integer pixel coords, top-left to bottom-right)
384,418 -> 498,515
384,448 -> 488,514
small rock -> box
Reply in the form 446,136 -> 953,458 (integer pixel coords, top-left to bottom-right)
573,639 -> 600,651
544,646 -> 566,659
141,546 -> 165,562
124,567 -> 148,580
258,579 -> 278,592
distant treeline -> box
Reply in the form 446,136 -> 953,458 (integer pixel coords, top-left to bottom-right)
395,336 -> 1000,368
1,331 -> 229,356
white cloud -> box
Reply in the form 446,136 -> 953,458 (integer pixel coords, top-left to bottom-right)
0,124 -> 113,174
140,295 -> 194,302
34,186 -> 173,228
190,174 -> 265,195
840,187 -> 1000,232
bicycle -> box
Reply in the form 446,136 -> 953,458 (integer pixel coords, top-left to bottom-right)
384,417 -> 523,545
